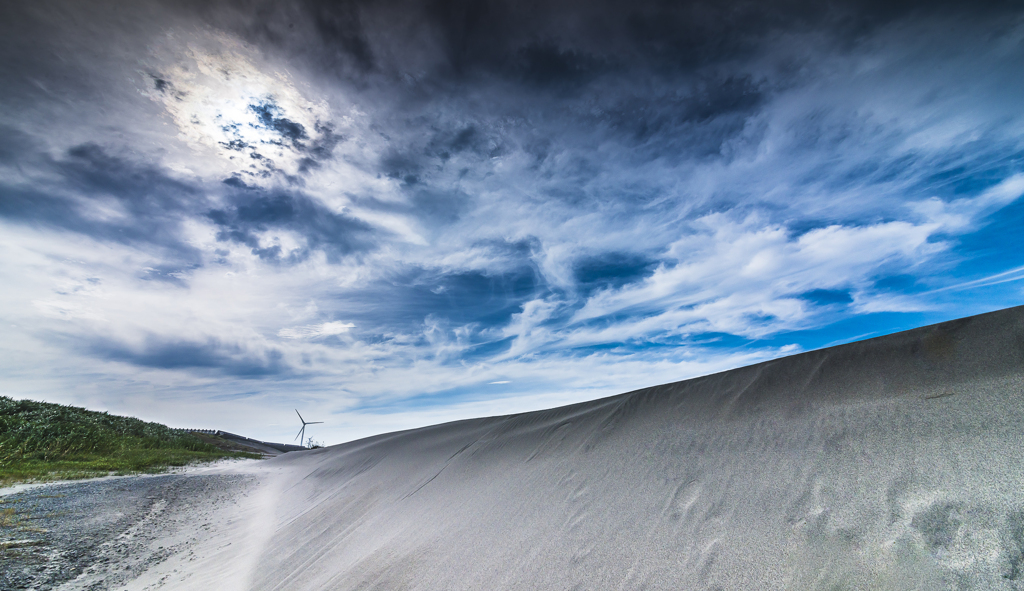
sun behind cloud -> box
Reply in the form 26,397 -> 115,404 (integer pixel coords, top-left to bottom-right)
143,35 -> 333,182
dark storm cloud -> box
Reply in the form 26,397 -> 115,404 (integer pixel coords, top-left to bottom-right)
509,43 -> 611,92
208,181 -> 378,262
191,0 -> 787,164
0,134 -> 205,261
183,0 -> 1017,81
372,264 -> 542,328
379,150 -> 424,186
573,253 -> 659,296
407,187 -> 473,224
799,288 -> 855,306
0,129 -> 375,268
372,119 -> 506,180
130,0 -> 1023,251
430,125 -> 483,160
575,74 -> 768,161
294,0 -> 377,73
177,0 -> 1023,196
297,123 -> 343,173
88,335 -> 289,376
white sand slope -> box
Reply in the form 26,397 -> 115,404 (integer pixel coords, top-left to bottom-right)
134,306 -> 1024,590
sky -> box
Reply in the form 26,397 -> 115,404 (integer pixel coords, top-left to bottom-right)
2,0 -> 1024,445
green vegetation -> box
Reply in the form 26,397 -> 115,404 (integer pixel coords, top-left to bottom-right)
0,396 -> 259,486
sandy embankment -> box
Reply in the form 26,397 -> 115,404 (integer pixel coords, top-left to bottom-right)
7,305 -> 1024,590
110,461 -> 298,591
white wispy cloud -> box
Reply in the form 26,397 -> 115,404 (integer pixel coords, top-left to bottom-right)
278,321 -> 356,339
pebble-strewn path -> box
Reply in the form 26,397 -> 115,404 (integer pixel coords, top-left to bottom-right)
0,473 -> 256,590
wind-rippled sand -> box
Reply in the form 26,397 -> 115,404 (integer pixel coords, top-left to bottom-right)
5,306 -> 1024,590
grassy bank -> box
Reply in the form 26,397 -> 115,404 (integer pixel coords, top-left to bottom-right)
0,397 -> 259,486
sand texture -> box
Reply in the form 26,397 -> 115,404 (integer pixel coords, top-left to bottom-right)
6,305 -> 1024,590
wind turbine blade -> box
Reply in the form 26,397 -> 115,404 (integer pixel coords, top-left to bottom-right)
295,409 -> 305,422
295,426 -> 304,441
308,421 -> 324,425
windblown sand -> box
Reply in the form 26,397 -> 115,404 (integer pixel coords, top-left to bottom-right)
10,306 -> 1024,590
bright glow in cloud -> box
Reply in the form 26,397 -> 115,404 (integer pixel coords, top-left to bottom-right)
144,36 -> 334,181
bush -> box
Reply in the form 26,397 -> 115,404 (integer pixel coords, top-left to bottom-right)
0,397 -> 256,485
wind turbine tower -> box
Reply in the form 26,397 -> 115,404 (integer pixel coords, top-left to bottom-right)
294,409 -> 323,448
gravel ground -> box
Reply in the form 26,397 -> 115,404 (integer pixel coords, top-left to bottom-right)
0,472 -> 257,590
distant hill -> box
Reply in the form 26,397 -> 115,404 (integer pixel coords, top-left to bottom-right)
0,397 -> 258,486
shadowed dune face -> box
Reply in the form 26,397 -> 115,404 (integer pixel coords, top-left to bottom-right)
248,306 -> 1024,590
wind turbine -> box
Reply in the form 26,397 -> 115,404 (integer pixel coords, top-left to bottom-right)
294,409 -> 323,448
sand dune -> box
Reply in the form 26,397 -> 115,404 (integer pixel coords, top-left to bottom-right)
122,306 -> 1024,590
